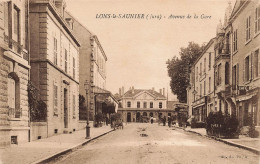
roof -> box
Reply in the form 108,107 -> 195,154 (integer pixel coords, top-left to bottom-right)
94,87 -> 119,104
122,89 -> 166,99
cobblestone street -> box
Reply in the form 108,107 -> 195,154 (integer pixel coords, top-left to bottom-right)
51,124 -> 259,164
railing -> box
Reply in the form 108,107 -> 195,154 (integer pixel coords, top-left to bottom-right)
8,107 -> 22,119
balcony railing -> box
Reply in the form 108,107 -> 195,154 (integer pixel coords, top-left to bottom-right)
8,107 -> 22,119
218,43 -> 230,55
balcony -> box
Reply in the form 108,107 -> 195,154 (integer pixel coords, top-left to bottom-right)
4,33 -> 28,61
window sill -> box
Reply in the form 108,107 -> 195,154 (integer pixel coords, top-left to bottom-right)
232,50 -> 238,56
245,39 -> 252,46
9,117 -> 22,121
254,31 -> 260,38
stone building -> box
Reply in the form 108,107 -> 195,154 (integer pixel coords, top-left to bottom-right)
229,0 -> 260,127
29,0 -> 80,139
64,12 -> 118,126
188,38 -> 216,122
118,87 -> 171,122
0,0 -> 30,147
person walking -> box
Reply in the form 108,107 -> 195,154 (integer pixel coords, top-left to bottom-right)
151,117 -> 154,124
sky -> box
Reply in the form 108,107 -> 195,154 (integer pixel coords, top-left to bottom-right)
65,0 -> 236,100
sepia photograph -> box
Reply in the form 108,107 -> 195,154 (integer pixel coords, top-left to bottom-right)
0,0 -> 259,163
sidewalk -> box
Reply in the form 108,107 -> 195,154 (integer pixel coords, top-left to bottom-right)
0,125 -> 114,164
176,126 -> 260,155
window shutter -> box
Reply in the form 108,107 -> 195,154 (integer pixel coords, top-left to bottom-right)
237,63 -> 239,87
249,53 -> 252,80
243,58 -> 245,83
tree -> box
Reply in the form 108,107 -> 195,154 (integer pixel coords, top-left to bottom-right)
167,42 -> 204,102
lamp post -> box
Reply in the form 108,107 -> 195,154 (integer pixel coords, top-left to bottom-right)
84,80 -> 90,139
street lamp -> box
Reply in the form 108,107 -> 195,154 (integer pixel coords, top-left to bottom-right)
84,80 -> 90,139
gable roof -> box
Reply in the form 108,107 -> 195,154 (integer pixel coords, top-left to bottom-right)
122,89 -> 166,99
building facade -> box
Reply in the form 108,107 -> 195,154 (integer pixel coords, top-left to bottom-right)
229,0 -> 260,127
187,0 -> 260,134
118,87 -> 171,122
29,0 -> 80,139
189,38 -> 216,122
64,12 -> 117,124
0,0 -> 30,147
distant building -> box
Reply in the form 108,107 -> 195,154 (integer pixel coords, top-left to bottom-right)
29,0 -> 80,138
118,87 -> 176,122
0,0 -> 30,147
64,12 -> 118,125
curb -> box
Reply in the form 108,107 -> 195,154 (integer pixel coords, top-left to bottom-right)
174,127 -> 260,155
31,129 -> 115,164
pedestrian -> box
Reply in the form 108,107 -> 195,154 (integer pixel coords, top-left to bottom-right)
163,116 -> 166,126
168,116 -> 172,127
151,117 -> 154,124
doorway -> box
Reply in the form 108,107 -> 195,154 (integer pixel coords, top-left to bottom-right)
64,88 -> 68,128
127,112 -> 131,122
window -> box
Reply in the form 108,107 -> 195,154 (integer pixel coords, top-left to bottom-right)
127,101 -> 131,108
53,83 -> 58,115
232,64 -> 239,90
196,67 -> 198,81
246,16 -> 251,42
8,73 -> 20,118
254,49 -> 259,78
255,6 -> 260,33
8,77 -> 16,109
73,57 -> 75,79
200,84 -> 202,97
53,37 -> 57,65
200,63 -> 202,76
159,102 -> 162,109
225,62 -> 229,85
217,64 -> 221,85
204,58 -> 206,73
150,102 -> 153,108
208,53 -> 211,69
245,56 -> 250,81
209,77 -> 211,93
73,95 -> 76,118
13,6 -> 20,42
204,80 -> 206,95
143,102 -> 147,108
65,49 -> 68,73
137,101 -> 140,108
233,29 -> 238,52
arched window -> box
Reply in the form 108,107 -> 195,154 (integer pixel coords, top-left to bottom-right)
150,102 -> 153,108
127,101 -> 131,108
159,102 -> 162,109
8,72 -> 20,118
137,101 -> 140,108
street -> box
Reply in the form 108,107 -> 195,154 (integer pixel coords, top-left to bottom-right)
51,123 -> 259,164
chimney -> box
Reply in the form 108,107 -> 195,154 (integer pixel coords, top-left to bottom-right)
152,87 -> 154,94
159,89 -> 162,95
132,86 -> 134,94
119,88 -> 121,96
163,88 -> 165,96
122,87 -> 124,95
54,0 -> 66,18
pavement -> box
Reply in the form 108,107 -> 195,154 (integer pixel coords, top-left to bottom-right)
175,125 -> 260,155
0,124 -> 114,164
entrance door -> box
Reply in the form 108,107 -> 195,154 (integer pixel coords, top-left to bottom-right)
127,112 -> 131,122
136,112 -> 140,122
64,88 -> 68,128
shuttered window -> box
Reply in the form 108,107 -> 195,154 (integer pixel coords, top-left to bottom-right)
53,37 -> 57,65
253,49 -> 259,78
73,57 -> 75,79
65,49 -> 68,73
255,6 -> 260,34
246,16 -> 251,42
